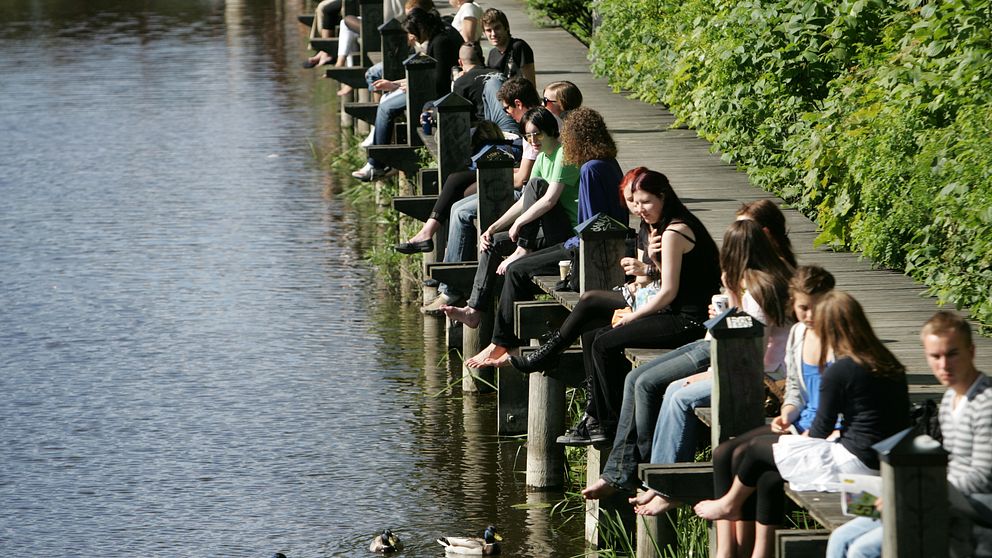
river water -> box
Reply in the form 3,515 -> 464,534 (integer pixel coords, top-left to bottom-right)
0,1 -> 585,556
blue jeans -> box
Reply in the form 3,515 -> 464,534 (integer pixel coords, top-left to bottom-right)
827,517 -> 881,558
650,376 -> 712,464
367,90 -> 407,169
365,62 -> 383,91
437,194 -> 478,298
601,339 -> 710,490
481,74 -> 517,134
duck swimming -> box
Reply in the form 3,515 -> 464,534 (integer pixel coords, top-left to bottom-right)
436,525 -> 502,555
369,529 -> 403,553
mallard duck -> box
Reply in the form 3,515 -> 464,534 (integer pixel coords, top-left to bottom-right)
436,525 -> 502,555
369,529 -> 403,553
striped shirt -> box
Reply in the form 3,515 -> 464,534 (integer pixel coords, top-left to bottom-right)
940,373 -> 992,494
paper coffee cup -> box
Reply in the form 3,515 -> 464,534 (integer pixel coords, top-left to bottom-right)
558,260 -> 571,280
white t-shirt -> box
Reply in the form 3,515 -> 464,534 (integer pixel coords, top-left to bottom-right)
452,2 -> 483,42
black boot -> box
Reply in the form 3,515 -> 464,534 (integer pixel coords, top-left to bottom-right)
510,330 -> 567,373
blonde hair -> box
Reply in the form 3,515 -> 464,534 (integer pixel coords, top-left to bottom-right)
544,81 -> 583,112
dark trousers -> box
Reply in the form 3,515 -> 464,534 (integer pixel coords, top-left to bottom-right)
713,426 -> 786,525
430,169 -> 476,222
490,243 -> 572,346
584,312 -> 705,429
466,177 -> 574,311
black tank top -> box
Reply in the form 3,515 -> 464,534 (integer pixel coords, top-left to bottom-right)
661,218 -> 721,317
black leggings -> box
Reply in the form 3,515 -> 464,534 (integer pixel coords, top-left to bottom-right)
430,169 -> 476,222
712,425 -> 786,525
319,0 -> 343,31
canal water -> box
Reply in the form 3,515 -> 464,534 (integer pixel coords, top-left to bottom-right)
0,1 -> 586,556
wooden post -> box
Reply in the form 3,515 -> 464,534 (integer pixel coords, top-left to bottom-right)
357,0 -> 382,62
709,310 -> 765,447
434,92 -> 473,185
576,213 -> 628,292
526,373 -> 566,488
460,146 -> 514,393
356,88 -> 371,135
875,430 -> 950,558
403,53 -> 437,148
378,18 -> 407,82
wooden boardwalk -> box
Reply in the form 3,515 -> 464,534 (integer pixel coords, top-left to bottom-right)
492,0 -> 990,388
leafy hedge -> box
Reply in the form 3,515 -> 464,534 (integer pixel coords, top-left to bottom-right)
586,0 -> 992,330
522,0 -> 592,44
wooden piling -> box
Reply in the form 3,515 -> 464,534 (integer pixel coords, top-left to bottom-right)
526,373 -> 566,488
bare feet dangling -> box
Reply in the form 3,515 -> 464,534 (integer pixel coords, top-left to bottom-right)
581,478 -> 618,501
336,85 -> 353,97
442,305 -> 481,328
694,497 -> 740,521
633,491 -> 677,516
465,343 -> 507,368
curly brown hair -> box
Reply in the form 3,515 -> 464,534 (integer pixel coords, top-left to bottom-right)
561,107 -> 617,165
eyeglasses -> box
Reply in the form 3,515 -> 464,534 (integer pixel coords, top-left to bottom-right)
502,104 -> 513,114
542,97 -> 557,106
524,132 -> 541,140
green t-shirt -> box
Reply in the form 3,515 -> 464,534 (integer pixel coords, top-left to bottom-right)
530,144 -> 581,225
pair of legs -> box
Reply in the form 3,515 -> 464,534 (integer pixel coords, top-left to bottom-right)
365,89 -> 408,170
583,339 -> 710,500
312,0 -> 342,38
827,517 -> 881,558
481,74 -> 517,134
443,177 -> 572,358
582,314 -> 705,437
405,169 -> 477,244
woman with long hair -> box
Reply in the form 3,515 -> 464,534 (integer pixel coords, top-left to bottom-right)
622,219 -> 795,513
443,107 -> 627,366
694,291 -> 910,558
508,167 -> 721,446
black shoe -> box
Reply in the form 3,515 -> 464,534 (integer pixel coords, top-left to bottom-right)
510,330 -> 565,373
557,415 -> 610,446
394,239 -> 434,254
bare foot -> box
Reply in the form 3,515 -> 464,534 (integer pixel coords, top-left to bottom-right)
694,498 -> 740,521
628,489 -> 658,507
336,85 -> 354,97
406,232 -> 431,244
442,305 -> 481,328
466,344 -> 507,368
634,493 -> 677,516
581,478 -> 617,501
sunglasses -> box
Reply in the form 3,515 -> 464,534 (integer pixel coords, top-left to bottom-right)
502,104 -> 513,114
542,97 -> 557,106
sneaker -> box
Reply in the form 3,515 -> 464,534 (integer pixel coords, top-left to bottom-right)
556,415 -> 610,446
421,293 -> 463,315
351,164 -> 393,182
360,126 -> 375,148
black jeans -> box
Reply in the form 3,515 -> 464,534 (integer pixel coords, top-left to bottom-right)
584,312 -> 705,430
490,243 -> 572,347
466,177 -> 574,311
430,169 -> 476,222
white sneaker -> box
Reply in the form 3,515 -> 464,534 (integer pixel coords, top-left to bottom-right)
360,126 -> 375,148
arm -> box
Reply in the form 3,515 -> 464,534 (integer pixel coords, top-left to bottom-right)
510,180 -> 565,235
809,359 -> 847,438
459,17 -> 478,43
614,227 -> 691,326
949,383 -> 992,494
521,63 -> 536,86
513,158 -> 535,188
772,404 -> 801,433
782,324 -> 806,410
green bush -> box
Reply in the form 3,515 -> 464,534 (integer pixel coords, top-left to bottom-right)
585,0 -> 992,330
522,0 -> 592,44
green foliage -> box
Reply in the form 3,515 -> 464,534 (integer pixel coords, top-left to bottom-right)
584,0 -> 992,331
521,0 -> 592,44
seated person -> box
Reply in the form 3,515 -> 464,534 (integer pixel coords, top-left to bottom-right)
352,8 -> 462,182
540,80 -> 582,118
417,78 -> 543,313
694,291 -> 911,558
479,8 -> 536,133
452,43 -> 496,124
441,107 -> 581,350
444,107 -> 626,365
827,311 -> 992,558
448,0 -> 483,43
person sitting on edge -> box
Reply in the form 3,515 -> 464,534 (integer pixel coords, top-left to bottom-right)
479,8 -> 536,133
693,291 -> 911,558
448,0 -> 482,44
826,311 -> 992,558
439,107 -> 581,348
416,77 -> 544,314
445,107 -> 626,367
351,8 -> 462,182
451,42 -> 497,124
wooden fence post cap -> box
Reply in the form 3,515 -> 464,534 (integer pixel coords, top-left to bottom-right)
706,309 -> 765,339
874,428 -> 948,467
576,213 -> 628,239
378,18 -> 404,34
404,53 -> 437,70
434,92 -> 474,113
474,144 -> 514,168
